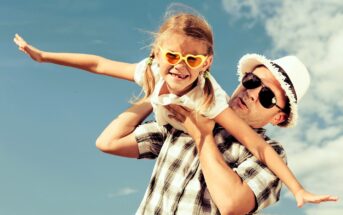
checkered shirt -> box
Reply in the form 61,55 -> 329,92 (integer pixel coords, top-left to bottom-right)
134,122 -> 286,215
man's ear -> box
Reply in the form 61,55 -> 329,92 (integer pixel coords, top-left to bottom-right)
271,112 -> 287,125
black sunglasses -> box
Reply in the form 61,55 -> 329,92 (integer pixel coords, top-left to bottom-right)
242,72 -> 284,111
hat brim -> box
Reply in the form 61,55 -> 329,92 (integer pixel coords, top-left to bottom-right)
237,54 -> 297,127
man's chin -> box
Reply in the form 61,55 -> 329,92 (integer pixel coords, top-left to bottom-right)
230,99 -> 245,111
230,104 -> 241,115
230,104 -> 248,119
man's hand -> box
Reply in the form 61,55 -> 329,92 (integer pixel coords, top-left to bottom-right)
165,104 -> 215,142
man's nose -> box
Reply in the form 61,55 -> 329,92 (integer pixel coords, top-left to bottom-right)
246,86 -> 261,102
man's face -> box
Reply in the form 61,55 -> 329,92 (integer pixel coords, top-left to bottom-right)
229,66 -> 287,128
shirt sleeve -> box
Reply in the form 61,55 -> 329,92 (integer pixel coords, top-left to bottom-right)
134,58 -> 160,87
134,121 -> 167,159
203,74 -> 229,119
234,141 -> 287,213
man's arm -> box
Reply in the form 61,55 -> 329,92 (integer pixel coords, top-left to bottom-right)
96,100 -> 153,158
197,134 -> 256,215
166,105 -> 255,215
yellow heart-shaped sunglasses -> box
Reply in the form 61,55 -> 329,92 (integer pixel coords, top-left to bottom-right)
159,46 -> 208,69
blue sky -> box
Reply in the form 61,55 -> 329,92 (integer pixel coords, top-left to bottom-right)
1,0 -> 343,215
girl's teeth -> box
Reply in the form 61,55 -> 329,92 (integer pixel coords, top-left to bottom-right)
171,73 -> 187,79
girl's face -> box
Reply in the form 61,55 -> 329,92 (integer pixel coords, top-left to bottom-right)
156,33 -> 213,96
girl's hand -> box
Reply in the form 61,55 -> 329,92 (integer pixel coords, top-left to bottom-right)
295,189 -> 339,208
165,104 -> 215,141
13,34 -> 44,62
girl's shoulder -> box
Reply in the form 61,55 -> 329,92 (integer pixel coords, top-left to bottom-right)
207,73 -> 223,90
134,58 -> 161,85
206,73 -> 228,99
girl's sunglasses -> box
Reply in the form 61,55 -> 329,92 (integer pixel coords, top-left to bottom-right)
242,72 -> 284,111
159,46 -> 208,69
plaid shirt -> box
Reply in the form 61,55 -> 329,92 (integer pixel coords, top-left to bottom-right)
134,122 -> 286,215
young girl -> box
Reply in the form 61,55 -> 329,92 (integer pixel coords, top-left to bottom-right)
14,13 -> 336,209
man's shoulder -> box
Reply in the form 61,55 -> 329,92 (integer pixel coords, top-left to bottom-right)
213,124 -> 287,158
136,121 -> 167,137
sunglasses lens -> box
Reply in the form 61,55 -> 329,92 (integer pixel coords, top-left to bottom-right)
186,56 -> 203,68
242,73 -> 278,109
242,73 -> 261,89
259,87 -> 276,108
165,52 -> 181,64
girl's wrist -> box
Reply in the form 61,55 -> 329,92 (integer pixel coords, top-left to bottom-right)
194,133 -> 214,146
40,51 -> 47,63
293,186 -> 305,197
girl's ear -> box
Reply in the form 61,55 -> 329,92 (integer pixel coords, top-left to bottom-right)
203,55 -> 213,70
153,45 -> 159,57
154,46 -> 162,63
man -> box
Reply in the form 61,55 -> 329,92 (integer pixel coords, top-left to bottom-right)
96,54 -> 310,214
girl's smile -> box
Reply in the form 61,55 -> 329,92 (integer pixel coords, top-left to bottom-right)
168,71 -> 189,80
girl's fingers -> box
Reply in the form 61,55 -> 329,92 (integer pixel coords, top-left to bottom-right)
316,195 -> 338,202
304,195 -> 339,205
15,33 -> 23,41
323,196 -> 338,202
168,114 -> 182,123
13,37 -> 19,46
168,113 -> 185,122
180,106 -> 192,112
168,104 -> 190,116
330,196 -> 339,201
165,105 -> 177,115
166,106 -> 186,122
14,34 -> 27,47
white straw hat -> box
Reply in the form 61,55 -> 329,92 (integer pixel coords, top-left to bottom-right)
237,54 -> 311,127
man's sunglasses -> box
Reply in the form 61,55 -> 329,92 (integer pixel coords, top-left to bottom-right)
159,46 -> 208,69
242,72 -> 284,111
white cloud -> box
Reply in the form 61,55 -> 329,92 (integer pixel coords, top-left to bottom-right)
223,0 -> 343,214
289,136 -> 343,178
304,122 -> 341,146
305,206 -> 343,215
107,187 -> 138,198
264,1 -> 343,118
222,0 -> 280,23
265,1 -> 343,59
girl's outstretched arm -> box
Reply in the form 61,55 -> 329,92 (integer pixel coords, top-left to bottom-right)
13,34 -> 136,81
214,107 -> 338,207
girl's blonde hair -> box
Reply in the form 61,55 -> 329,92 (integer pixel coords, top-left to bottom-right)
137,12 -> 215,112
